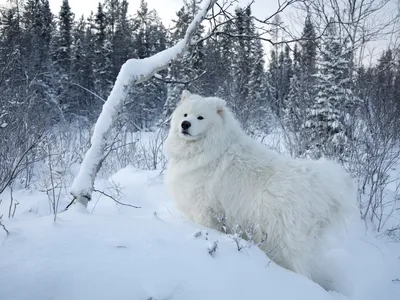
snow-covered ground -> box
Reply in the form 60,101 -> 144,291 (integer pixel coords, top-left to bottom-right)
0,165 -> 399,300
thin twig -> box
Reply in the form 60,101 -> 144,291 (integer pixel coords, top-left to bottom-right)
93,189 -> 141,208
153,71 -> 207,85
0,216 -> 9,236
70,82 -> 106,103
0,135 -> 43,195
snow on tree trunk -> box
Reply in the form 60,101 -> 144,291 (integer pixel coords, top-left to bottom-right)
70,0 -> 216,207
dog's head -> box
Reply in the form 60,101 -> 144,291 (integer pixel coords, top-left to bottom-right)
169,90 -> 227,142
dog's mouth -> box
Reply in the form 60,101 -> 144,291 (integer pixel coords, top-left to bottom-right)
181,130 -> 191,136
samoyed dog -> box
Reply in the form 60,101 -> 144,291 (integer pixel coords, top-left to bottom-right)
165,90 -> 356,281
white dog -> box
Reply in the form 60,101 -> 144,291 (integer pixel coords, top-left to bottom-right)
165,90 -> 356,279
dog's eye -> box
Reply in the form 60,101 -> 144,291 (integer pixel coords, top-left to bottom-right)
184,114 -> 187,117
197,116 -> 204,120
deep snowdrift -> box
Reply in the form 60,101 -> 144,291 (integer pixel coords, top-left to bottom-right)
0,167 -> 399,300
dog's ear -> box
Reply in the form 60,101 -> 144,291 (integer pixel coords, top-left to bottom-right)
215,98 -> 227,117
180,90 -> 192,103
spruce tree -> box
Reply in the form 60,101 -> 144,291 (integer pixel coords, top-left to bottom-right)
247,36 -> 267,125
162,0 -> 204,119
112,0 -> 132,78
284,43 -> 306,133
91,2 -> 113,100
70,15 -> 98,120
267,49 -> 279,116
283,15 -> 317,156
54,0 -> 74,73
214,21 -> 235,99
303,21 -> 353,159
20,0 -> 55,123
231,6 -> 266,129
0,6 -> 25,130
104,0 -> 120,35
22,0 -> 53,74
124,0 -> 167,129
300,13 -> 317,76
52,0 -> 76,118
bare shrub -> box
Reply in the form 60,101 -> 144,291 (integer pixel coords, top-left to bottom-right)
348,131 -> 400,232
133,128 -> 168,172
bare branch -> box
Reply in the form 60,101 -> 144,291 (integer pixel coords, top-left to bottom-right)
153,71 -> 207,85
70,82 -> 106,103
93,189 -> 141,208
0,135 -> 43,195
0,215 -> 9,236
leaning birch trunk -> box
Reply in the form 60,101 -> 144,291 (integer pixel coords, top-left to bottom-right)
70,0 -> 216,207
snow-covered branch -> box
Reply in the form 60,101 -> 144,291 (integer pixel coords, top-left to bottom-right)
69,0 -> 217,207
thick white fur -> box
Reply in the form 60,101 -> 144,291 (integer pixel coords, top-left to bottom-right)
165,91 -> 356,279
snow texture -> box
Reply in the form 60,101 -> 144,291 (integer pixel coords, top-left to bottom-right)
70,0 -> 216,201
1,165 -> 399,300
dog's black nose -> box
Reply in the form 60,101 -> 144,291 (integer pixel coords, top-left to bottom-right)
181,121 -> 191,130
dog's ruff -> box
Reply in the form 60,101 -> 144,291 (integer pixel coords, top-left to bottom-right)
165,90 -> 356,279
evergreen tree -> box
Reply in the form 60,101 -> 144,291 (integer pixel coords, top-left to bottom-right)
247,36 -> 267,124
267,48 -> 279,116
132,0 -> 166,59
214,21 -> 235,99
70,15 -> 98,120
112,0 -> 132,78
53,0 -> 74,73
91,2 -> 113,100
22,0 -> 53,73
104,0 -> 120,35
300,13 -> 317,76
282,45 -> 293,100
230,6 -> 267,129
0,5 -> 23,85
303,21 -> 353,159
163,6 -> 190,116
370,50 -> 398,135
0,1 -> 57,161
232,6 -> 251,114
20,0 -> 56,123
284,43 -> 307,133
394,54 -> 400,125
51,0 -> 75,118
162,0 -> 204,119
0,5 -> 25,129
124,0 -> 167,129
375,50 -> 395,107
283,15 -> 317,153
270,45 -> 293,117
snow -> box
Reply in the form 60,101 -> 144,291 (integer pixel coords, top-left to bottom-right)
1,165 -> 399,300
70,0 -> 215,201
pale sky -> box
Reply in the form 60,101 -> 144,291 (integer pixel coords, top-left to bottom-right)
45,0 -> 277,27
0,0 -> 278,27
0,0 -> 396,62
49,0 -> 184,25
